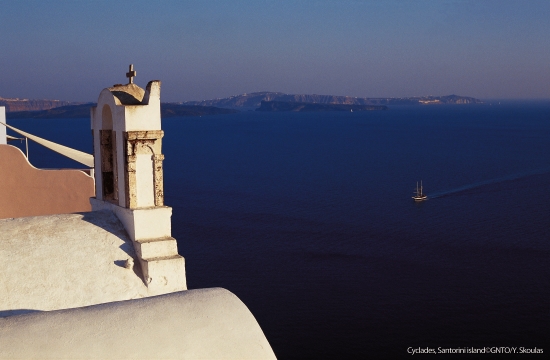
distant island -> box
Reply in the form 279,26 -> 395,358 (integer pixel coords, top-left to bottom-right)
257,101 -> 387,112
2,92 -> 483,118
181,92 -> 483,110
5,103 -> 238,119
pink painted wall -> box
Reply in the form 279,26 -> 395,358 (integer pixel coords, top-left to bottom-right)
0,144 -> 95,219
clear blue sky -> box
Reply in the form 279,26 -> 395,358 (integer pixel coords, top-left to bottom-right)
1,0 -> 549,102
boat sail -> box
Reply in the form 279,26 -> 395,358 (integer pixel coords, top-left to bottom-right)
412,181 -> 428,201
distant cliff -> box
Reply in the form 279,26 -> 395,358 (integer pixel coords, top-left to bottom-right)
2,92 -> 483,116
182,92 -> 483,109
0,97 -> 75,112
6,103 -> 238,119
257,101 -> 387,112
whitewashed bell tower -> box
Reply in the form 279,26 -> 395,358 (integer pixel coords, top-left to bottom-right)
90,65 -> 186,293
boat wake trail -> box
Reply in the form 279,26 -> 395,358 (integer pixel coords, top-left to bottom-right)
429,168 -> 550,199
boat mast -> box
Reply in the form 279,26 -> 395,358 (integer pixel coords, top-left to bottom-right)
413,180 -> 427,201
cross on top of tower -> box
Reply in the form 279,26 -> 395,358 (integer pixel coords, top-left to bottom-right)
126,64 -> 136,84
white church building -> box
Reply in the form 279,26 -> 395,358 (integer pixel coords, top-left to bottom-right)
0,67 -> 276,359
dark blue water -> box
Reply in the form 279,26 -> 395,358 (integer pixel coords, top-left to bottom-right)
7,102 -> 550,358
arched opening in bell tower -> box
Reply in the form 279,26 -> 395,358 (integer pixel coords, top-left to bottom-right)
100,105 -> 117,201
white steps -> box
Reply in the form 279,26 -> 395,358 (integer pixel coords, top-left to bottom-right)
135,236 -> 178,259
134,236 -> 186,292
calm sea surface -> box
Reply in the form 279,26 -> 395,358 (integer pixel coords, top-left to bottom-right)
8,102 -> 550,358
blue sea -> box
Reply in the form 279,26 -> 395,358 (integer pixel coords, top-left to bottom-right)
8,102 -> 550,358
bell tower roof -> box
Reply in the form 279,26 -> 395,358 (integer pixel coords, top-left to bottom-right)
107,83 -> 146,106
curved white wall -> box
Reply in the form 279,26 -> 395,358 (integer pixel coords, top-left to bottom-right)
0,288 -> 276,360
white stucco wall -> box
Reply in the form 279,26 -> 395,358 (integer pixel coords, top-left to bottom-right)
0,288 -> 277,359
0,210 -> 181,315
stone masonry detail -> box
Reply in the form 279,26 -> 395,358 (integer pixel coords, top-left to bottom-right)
123,130 -> 164,209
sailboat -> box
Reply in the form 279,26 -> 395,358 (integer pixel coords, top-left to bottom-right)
412,181 -> 428,201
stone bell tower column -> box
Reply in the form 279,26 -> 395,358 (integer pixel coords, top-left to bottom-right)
90,66 -> 186,293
